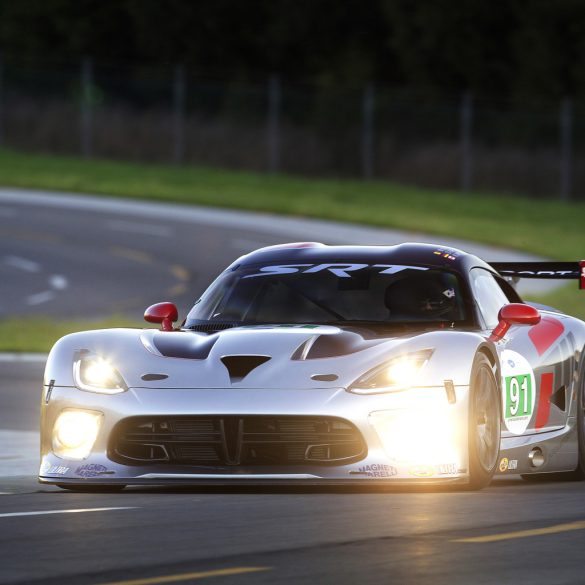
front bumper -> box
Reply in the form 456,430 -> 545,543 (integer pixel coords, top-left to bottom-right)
39,384 -> 471,486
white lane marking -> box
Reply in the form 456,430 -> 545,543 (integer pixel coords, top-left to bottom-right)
5,256 -> 40,273
26,291 -> 55,305
231,238 -> 272,251
107,219 -> 171,237
0,353 -> 47,362
0,507 -> 137,519
49,274 -> 68,290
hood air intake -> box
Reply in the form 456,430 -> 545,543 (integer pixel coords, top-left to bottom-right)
221,355 -> 271,382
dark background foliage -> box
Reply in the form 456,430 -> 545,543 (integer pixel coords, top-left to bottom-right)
1,0 -> 584,100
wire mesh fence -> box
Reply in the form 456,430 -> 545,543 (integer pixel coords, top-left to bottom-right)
0,56 -> 583,200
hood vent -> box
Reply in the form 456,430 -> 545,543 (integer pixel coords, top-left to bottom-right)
221,355 -> 271,382
153,332 -> 218,359
292,331 -> 383,360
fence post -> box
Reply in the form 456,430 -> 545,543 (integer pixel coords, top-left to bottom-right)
80,57 -> 93,158
560,97 -> 573,202
460,92 -> 473,192
361,84 -> 375,180
267,75 -> 281,173
173,64 -> 186,164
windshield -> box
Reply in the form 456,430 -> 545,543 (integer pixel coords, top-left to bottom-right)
185,263 -> 466,327
185,262 -> 468,328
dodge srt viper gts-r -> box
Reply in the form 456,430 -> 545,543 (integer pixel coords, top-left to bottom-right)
39,242 -> 585,490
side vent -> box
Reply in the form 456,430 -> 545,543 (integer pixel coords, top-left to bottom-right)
221,355 -> 271,382
550,385 -> 566,411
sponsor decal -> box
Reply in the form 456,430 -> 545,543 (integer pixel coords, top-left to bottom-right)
498,458 -> 518,472
500,270 -> 575,278
580,260 -> 585,290
409,463 -> 457,477
243,264 -> 428,279
75,463 -> 109,478
409,465 -> 435,478
40,461 -> 70,475
501,350 -> 536,435
433,248 -> 458,261
436,463 -> 457,475
352,464 -> 398,478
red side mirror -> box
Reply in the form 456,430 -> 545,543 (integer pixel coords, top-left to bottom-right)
144,302 -> 178,332
489,303 -> 541,342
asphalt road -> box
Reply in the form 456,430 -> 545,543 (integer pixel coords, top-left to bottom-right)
1,189 -> 583,585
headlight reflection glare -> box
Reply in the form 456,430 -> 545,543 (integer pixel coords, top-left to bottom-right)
385,358 -> 421,387
349,350 -> 432,394
74,354 -> 127,394
369,408 -> 461,467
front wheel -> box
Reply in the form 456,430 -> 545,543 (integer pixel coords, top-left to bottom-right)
467,353 -> 501,490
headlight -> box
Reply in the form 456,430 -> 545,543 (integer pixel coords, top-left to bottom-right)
73,353 -> 127,394
52,409 -> 102,460
348,350 -> 433,394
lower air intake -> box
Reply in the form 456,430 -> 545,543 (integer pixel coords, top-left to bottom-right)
109,416 -> 366,467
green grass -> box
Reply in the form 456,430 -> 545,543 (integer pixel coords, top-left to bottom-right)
0,148 -> 583,352
527,284 -> 585,321
0,317 -> 143,353
1,148 -> 584,260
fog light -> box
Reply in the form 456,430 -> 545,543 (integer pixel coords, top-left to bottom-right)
52,410 -> 102,460
369,408 -> 461,467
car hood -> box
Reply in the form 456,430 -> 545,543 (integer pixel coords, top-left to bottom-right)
47,324 -> 485,389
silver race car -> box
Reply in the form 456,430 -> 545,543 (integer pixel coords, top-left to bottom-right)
39,242 -> 585,490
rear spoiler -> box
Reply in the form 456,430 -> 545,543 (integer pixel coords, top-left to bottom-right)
489,261 -> 585,289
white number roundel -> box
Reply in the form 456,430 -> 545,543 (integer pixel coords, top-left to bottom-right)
500,350 -> 536,435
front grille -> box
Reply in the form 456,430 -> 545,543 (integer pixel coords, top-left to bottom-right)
109,416 -> 366,467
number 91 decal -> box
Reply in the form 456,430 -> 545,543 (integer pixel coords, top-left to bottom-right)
500,350 -> 536,434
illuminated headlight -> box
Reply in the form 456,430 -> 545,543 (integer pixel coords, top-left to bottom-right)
369,408 -> 461,467
52,410 -> 102,460
74,353 -> 127,394
349,350 -> 433,394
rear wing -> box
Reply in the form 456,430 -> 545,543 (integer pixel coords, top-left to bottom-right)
489,261 -> 585,289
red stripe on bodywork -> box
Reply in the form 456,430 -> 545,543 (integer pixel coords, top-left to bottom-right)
528,316 -> 564,356
580,260 -> 585,290
535,373 -> 554,429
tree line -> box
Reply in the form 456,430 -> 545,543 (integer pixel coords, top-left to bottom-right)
1,0 -> 584,101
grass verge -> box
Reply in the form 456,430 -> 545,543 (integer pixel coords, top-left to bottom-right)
0,317 -> 142,353
0,148 -> 584,261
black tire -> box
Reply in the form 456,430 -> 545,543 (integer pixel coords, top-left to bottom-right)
56,484 -> 127,492
467,353 -> 501,490
521,348 -> 585,482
